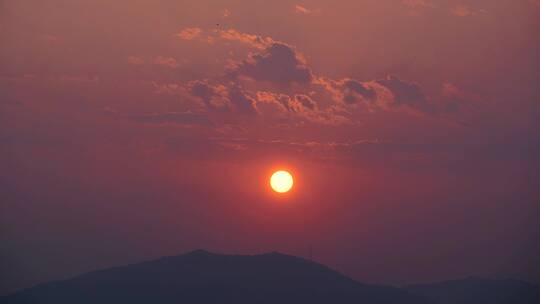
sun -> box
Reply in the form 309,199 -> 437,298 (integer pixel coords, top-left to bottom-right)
270,170 -> 294,193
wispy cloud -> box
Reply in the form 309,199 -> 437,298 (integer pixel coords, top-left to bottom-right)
401,0 -> 434,8
130,112 -> 213,126
295,4 -> 311,14
153,56 -> 180,68
451,5 -> 482,17
127,56 -> 144,65
218,29 -> 275,49
176,27 -> 203,40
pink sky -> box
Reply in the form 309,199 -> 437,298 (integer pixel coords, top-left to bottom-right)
1,0 -> 539,295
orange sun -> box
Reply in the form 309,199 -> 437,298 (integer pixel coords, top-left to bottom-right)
270,170 -> 294,193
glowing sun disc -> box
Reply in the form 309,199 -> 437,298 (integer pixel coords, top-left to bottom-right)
270,170 -> 294,193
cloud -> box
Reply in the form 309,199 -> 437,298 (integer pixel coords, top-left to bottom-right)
441,83 -> 466,113
439,82 -> 482,116
294,5 -> 311,14
256,91 -> 292,112
340,79 -> 377,104
127,56 -> 180,69
401,0 -> 434,16
317,75 -> 436,114
176,27 -> 203,40
153,56 -> 179,68
218,29 -> 275,49
130,112 -> 213,126
127,56 -> 145,65
256,91 -> 350,125
189,80 -> 230,111
177,27 -> 275,50
401,1 -> 482,18
451,5 -> 478,17
294,94 -> 317,110
295,4 -> 314,14
175,26 -> 446,120
257,91 -> 316,113
171,137 -> 461,165
316,77 -> 378,106
401,0 -> 434,8
221,9 -> 231,18
46,75 -> 100,85
293,4 -> 321,15
188,80 -> 257,115
228,84 -> 258,115
319,76 -> 479,116
149,82 -> 184,95
232,43 -> 312,84
376,75 -> 429,111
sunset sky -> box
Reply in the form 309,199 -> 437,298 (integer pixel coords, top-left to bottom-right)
1,0 -> 539,295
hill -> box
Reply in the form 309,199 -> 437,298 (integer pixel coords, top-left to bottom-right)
405,277 -> 540,304
3,250 -> 428,304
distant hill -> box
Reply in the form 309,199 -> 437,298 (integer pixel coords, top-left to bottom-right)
2,250 -> 429,304
405,277 -> 540,304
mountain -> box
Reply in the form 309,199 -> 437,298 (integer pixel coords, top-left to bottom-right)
405,277 -> 540,304
3,250 -> 429,304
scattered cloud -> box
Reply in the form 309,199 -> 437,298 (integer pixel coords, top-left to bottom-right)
317,77 -> 383,111
176,27 -> 203,40
153,56 -> 179,68
257,91 -> 316,113
149,82 -> 184,95
295,94 -> 317,110
440,82 -> 481,114
376,75 -> 430,111
232,43 -> 312,84
127,56 -> 145,65
46,75 -> 100,85
294,4 -> 321,15
218,29 -> 275,49
451,5 -> 478,17
317,75 -> 436,114
130,112 -> 213,126
188,80 -> 231,111
441,83 -> 465,113
128,56 -> 180,68
401,0 -> 434,16
172,25 -> 464,124
228,84 -> 259,115
401,0 -> 434,8
295,5 -> 311,14
256,91 -> 350,125
177,27 -> 276,50
188,80 -> 257,114
335,78 -> 377,104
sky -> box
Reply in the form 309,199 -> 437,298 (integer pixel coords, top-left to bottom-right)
1,0 -> 539,295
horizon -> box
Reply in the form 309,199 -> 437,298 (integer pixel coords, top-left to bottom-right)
5,249 -> 539,294
4,248 -> 539,296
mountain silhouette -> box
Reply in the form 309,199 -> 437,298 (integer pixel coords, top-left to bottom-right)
3,250 -> 429,304
405,277 -> 540,304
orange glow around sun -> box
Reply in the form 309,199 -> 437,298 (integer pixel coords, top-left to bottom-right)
270,170 -> 294,193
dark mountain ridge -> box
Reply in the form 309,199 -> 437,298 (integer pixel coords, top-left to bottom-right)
2,250 -> 427,304
405,277 -> 540,304
3,250 -> 539,304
